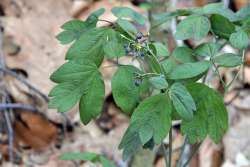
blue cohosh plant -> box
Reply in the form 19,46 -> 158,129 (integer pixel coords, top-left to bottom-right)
49,3 -> 250,167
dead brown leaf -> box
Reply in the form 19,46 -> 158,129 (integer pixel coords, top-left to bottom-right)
14,112 -> 57,150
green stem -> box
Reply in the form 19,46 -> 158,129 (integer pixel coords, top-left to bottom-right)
176,136 -> 188,167
120,34 -> 134,42
225,68 -> 241,89
219,40 -> 228,50
242,50 -> 246,82
225,49 -> 245,90
161,143 -> 169,167
98,19 -> 114,25
146,43 -> 164,73
182,142 -> 202,167
202,71 -> 208,84
135,72 -> 161,78
168,126 -> 172,167
211,58 -> 227,91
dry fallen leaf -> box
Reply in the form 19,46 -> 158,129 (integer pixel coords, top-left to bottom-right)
14,112 -> 58,150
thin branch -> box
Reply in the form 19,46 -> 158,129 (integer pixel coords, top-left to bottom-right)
0,24 -> 71,160
0,22 -> 14,163
225,68 -> 241,90
165,145 -> 182,154
0,67 -> 49,102
0,36 -> 73,138
202,72 -> 208,84
225,50 -> 246,105
211,59 -> 227,91
0,24 -> 5,75
161,143 -> 168,166
225,90 -> 241,105
98,19 -> 114,25
176,136 -> 188,167
183,142 -> 202,167
0,103 -> 37,112
225,50 -> 246,90
135,72 -> 161,79
3,111 -> 14,163
161,125 -> 183,167
241,49 -> 246,83
168,126 -> 172,167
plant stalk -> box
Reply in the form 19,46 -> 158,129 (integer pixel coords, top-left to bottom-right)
176,136 -> 188,167
183,142 -> 202,167
161,142 -> 168,166
168,126 -> 172,167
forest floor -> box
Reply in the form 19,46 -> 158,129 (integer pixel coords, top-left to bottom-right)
0,0 -> 250,167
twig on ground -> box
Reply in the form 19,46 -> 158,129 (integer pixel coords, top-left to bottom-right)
0,23 -> 14,164
0,103 -> 37,112
3,109 -> 14,163
0,66 -> 73,139
0,67 -> 49,102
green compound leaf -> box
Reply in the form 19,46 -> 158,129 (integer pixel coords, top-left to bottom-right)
194,42 -> 220,57
214,53 -> 242,67
112,7 -> 146,25
103,29 -> 126,58
230,30 -> 249,49
145,54 -> 162,74
151,42 -> 169,57
56,30 -> 77,45
242,17 -> 250,34
56,20 -> 89,45
152,9 -> 190,27
50,60 -> 96,83
198,2 -> 239,21
117,18 -> 138,37
79,74 -> 104,124
56,9 -> 105,45
49,81 -> 86,113
66,28 -> 111,66
236,4 -> 250,19
210,14 -> 235,39
49,60 -> 97,112
169,82 -> 196,121
112,65 -> 145,114
118,122 -> 142,160
104,40 -> 126,58
61,20 -> 87,31
172,46 -> 195,63
168,61 -> 210,80
175,15 -> 210,40
60,152 -> 115,167
49,60 -> 104,124
182,83 -> 228,144
131,94 -> 172,144
119,94 -> 172,160
85,8 -> 105,25
149,75 -> 168,90
161,58 -> 177,77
